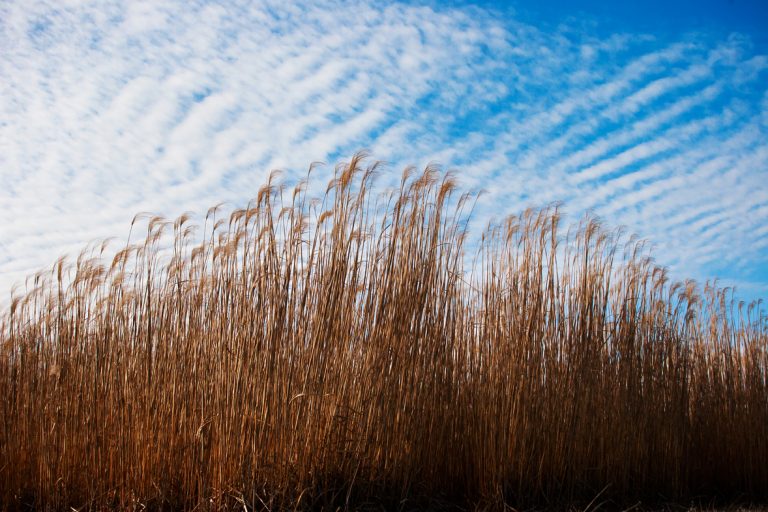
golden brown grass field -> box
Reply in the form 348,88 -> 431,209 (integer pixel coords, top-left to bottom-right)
1,155 -> 766,511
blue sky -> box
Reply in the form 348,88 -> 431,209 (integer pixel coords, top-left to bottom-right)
1,0 -> 766,303
509,0 -> 768,38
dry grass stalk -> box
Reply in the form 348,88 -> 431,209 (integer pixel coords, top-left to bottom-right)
1,154 -> 766,510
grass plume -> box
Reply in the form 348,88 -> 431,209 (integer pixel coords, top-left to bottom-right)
1,154 -> 767,510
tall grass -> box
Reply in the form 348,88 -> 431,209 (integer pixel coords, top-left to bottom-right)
1,154 -> 766,510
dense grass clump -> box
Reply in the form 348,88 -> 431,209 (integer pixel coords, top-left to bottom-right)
1,154 -> 767,511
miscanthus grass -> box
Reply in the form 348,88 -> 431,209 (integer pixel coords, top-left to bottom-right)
1,154 -> 766,511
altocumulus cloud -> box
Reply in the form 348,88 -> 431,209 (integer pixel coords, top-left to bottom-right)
1,0 -> 767,302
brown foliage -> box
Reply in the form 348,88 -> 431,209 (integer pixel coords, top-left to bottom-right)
1,155 -> 767,510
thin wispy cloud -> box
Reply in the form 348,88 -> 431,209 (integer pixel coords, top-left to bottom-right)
1,0 -> 766,301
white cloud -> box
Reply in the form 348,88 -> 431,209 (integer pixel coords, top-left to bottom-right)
1,0 -> 767,304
